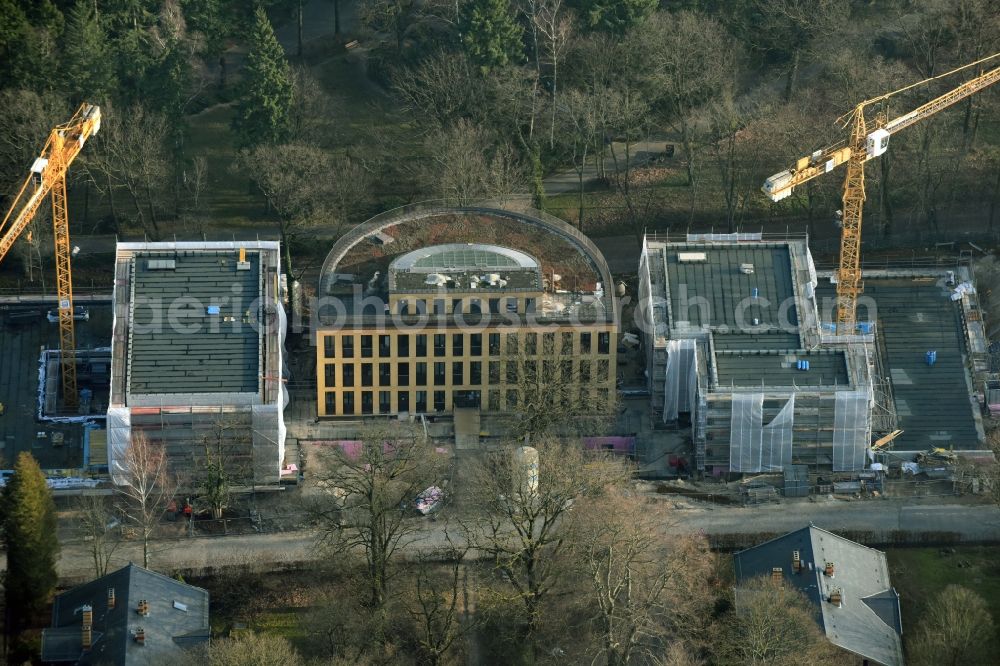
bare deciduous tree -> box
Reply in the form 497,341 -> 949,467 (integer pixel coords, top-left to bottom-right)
909,584 -> 995,666
420,120 -> 526,205
76,494 -> 122,578
116,431 -> 175,569
715,576 -> 844,665
89,103 -> 171,238
307,423 -> 450,610
468,437 -> 628,660
576,492 -> 718,666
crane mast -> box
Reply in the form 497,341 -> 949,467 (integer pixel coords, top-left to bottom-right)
762,55 -> 1000,332
0,103 -> 101,406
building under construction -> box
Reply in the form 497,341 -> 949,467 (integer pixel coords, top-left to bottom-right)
639,233 -> 888,477
107,242 -> 287,486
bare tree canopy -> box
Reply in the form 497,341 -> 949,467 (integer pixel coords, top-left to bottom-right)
116,431 -> 176,569
908,584 -> 995,666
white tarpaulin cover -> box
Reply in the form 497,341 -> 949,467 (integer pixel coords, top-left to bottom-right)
663,339 -> 697,422
833,390 -> 870,472
729,393 -> 795,472
107,406 -> 131,485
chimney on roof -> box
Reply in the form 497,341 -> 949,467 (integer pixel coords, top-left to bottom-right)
82,605 -> 93,652
107,587 -> 116,610
771,567 -> 783,584
137,599 -> 149,616
134,627 -> 145,645
824,561 -> 835,578
829,588 -> 843,607
792,550 -> 802,573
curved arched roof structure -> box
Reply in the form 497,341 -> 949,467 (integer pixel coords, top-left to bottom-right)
319,203 -> 617,322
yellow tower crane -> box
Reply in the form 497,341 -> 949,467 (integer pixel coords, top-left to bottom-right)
762,54 -> 1000,334
0,103 -> 101,407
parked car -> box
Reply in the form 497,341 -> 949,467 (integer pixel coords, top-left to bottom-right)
47,306 -> 89,322
414,486 -> 445,515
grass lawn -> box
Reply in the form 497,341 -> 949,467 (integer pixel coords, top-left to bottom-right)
886,546 -> 1000,652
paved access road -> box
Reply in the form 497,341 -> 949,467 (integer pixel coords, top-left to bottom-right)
23,498 -> 1000,580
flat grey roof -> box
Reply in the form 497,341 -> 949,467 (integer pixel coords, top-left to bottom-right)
715,350 -> 849,388
818,278 -> 981,449
128,251 -> 260,395
666,245 -> 796,332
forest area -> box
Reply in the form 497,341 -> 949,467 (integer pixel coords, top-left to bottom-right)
0,0 -> 999,289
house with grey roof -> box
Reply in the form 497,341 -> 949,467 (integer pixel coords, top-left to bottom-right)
41,563 -> 210,665
107,241 -> 287,486
733,525 -> 903,666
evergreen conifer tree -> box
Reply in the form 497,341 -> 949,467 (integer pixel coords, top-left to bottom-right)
461,0 -> 523,72
233,6 -> 293,148
2,452 -> 60,632
63,0 -> 117,105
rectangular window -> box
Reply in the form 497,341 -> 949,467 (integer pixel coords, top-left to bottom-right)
525,298 -> 536,313
398,362 -> 410,387
598,387 -> 610,409
489,361 -> 500,383
416,362 -> 427,386
361,363 -> 373,387
434,391 -> 446,412
343,392 -> 355,415
323,335 -> 336,358
452,333 -> 464,356
506,333 -> 518,355
324,364 -> 336,387
379,334 -> 391,356
397,334 -> 409,356
562,332 -> 573,355
343,365 -> 354,387
580,332 -> 592,354
488,389 -> 500,411
324,391 -> 336,415
471,333 -> 483,356
379,362 -> 391,386
434,362 -> 446,386
434,334 -> 447,357
452,298 -> 462,314
598,359 -> 610,381
398,299 -> 409,315
489,333 -> 501,356
470,361 -> 482,385
525,333 -> 537,355
525,360 -> 536,379
415,334 -> 427,357
489,298 -> 500,314
434,298 -> 445,315
470,298 -> 482,314
580,360 -> 591,382
398,391 -> 410,413
415,390 -> 428,412
506,298 -> 519,313
506,362 -> 518,384
361,335 -> 373,358
542,333 -> 555,355
561,359 -> 573,382
452,362 -> 464,385
506,390 -> 518,408
342,336 -> 354,358
543,360 -> 553,382
598,332 -> 610,354
379,390 -> 391,413
361,391 -> 373,414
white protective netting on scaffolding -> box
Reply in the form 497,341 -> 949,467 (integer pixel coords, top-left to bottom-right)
832,389 -> 870,472
729,393 -> 795,472
663,339 -> 698,422
107,406 -> 132,485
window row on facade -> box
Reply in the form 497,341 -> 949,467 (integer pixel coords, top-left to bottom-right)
320,330 -> 613,360
387,294 -> 538,316
320,358 -> 613,389
322,386 -> 613,416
